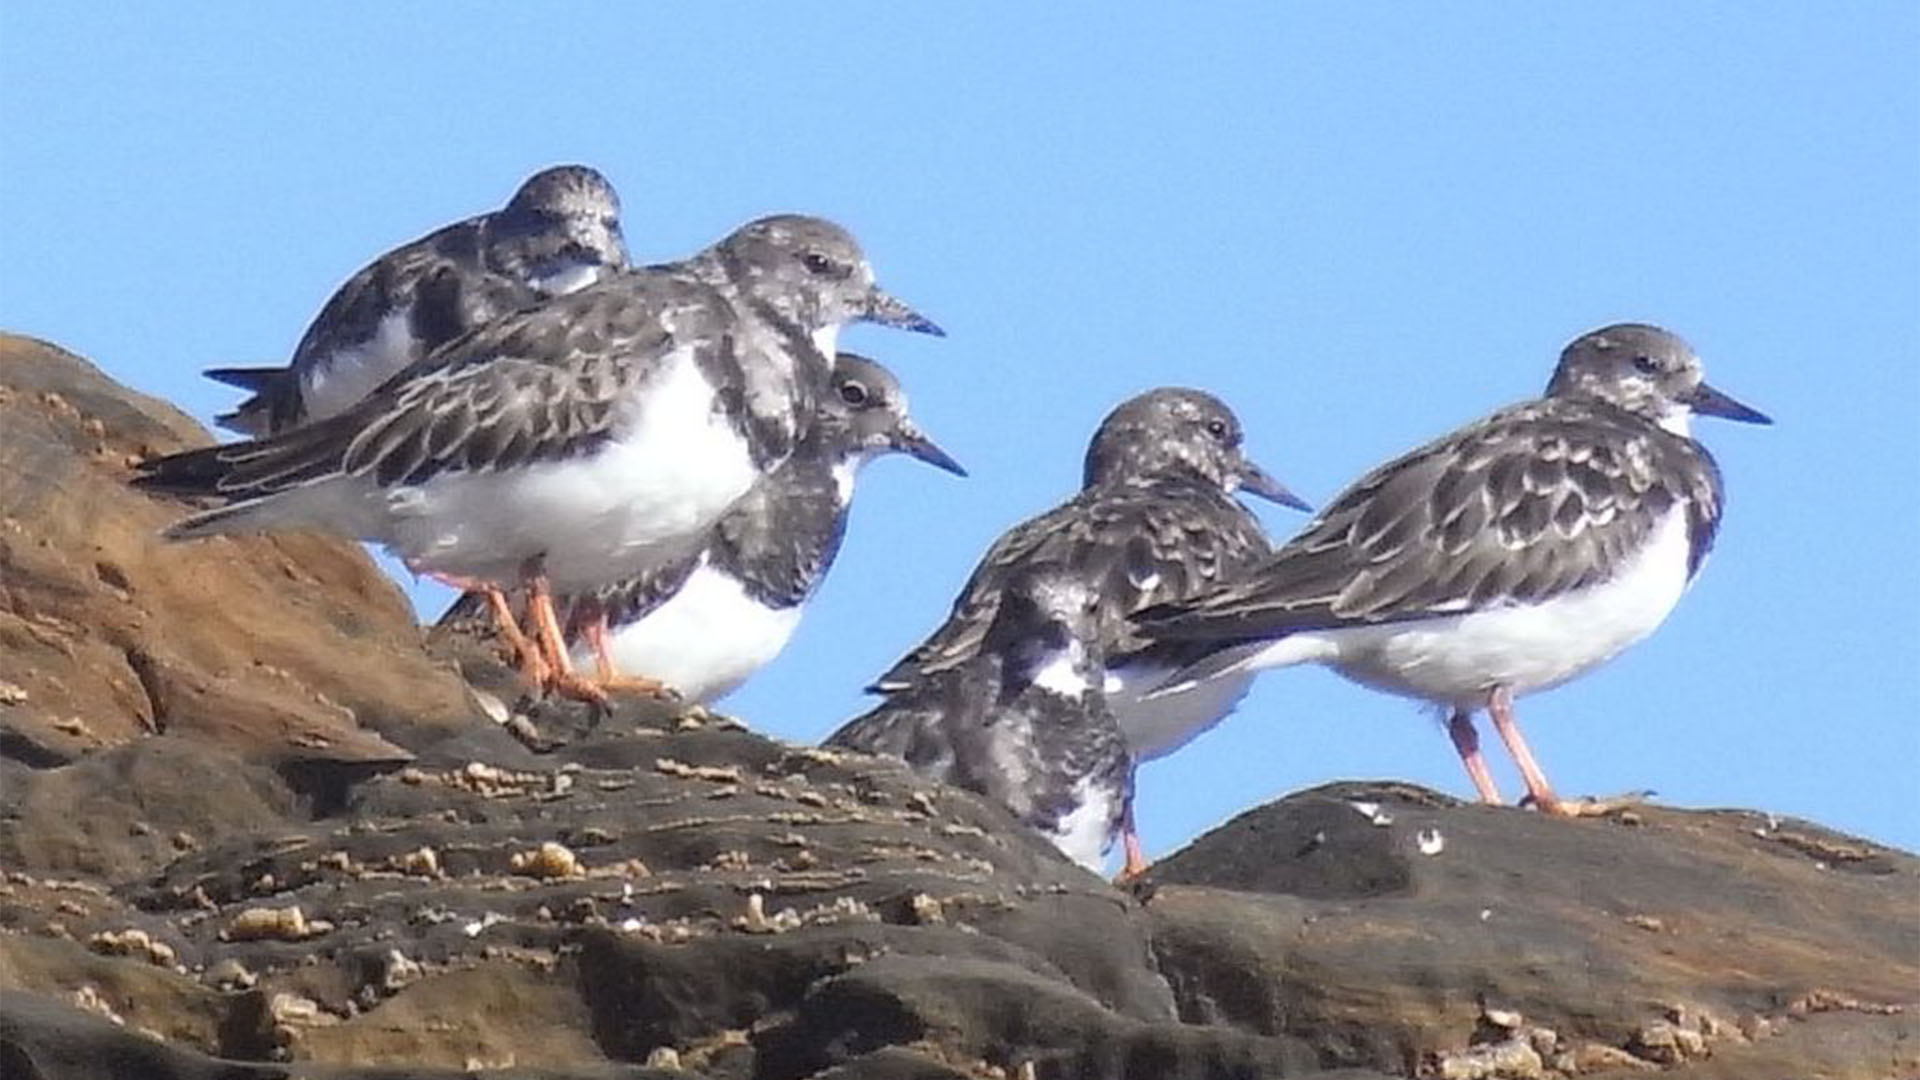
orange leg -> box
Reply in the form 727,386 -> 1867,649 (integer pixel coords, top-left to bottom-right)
420,569 -> 549,687
1447,709 -> 1507,805
524,572 -> 608,705
579,612 -> 675,699
480,586 -> 551,687
1486,686 -> 1567,815
1114,799 -> 1150,883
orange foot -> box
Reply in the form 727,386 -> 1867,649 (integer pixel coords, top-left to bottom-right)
541,666 -> 610,707
1525,790 -> 1654,818
578,614 -> 679,699
594,672 -> 680,700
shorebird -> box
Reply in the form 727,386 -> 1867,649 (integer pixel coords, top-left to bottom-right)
209,165 -> 630,435
1138,324 -> 1770,814
829,566 -> 1133,873
438,351 -> 964,702
868,388 -> 1306,869
138,215 -> 942,702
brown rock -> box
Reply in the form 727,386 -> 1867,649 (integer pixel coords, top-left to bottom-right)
0,332 -> 471,769
0,738 -> 294,879
1142,781 -> 1920,1077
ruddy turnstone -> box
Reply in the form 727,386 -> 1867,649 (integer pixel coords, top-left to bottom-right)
828,566 -> 1132,874
209,165 -> 630,435
1138,324 -> 1770,814
439,351 -> 964,702
138,215 -> 942,702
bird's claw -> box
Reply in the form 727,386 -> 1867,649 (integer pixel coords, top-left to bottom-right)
1524,789 -> 1656,818
542,668 -> 611,707
595,673 -> 679,701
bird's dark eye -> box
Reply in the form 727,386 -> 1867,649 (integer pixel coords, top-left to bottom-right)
1633,355 -> 1661,375
1205,418 -> 1230,440
802,251 -> 838,276
838,381 -> 870,407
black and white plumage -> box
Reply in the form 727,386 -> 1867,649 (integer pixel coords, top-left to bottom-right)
871,388 -> 1309,764
135,213 -> 942,594
208,165 -> 631,436
1138,324 -> 1772,813
136,215 -> 942,706
440,352 -> 965,702
826,567 -> 1133,872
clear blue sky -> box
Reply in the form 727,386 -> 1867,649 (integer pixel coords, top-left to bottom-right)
4,5 -> 1915,855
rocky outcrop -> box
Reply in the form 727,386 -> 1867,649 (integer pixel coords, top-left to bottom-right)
0,335 -> 1913,1079
1146,784 -> 1916,1078
0,334 -> 473,779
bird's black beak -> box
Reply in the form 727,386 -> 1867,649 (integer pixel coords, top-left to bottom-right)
893,422 -> 967,477
1689,381 -> 1772,425
865,287 -> 946,337
1237,459 -> 1313,512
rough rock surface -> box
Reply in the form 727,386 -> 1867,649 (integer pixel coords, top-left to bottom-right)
1,335 -> 1914,1080
0,334 -> 472,780
1146,784 -> 1918,1078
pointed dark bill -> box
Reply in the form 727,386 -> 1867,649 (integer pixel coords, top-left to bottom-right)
894,423 -> 967,476
1236,460 -> 1313,512
865,287 -> 946,337
1689,381 -> 1772,425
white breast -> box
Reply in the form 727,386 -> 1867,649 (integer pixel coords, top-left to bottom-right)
830,460 -> 857,506
811,325 -> 840,361
569,559 -> 804,703
1029,644 -> 1094,700
1245,506 -> 1697,709
379,349 -> 761,590
301,310 -> 421,423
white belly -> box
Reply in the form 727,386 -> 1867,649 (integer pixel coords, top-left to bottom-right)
1046,775 -> 1125,873
1246,508 -> 1696,709
301,310 -> 422,423
377,351 -> 760,589
569,560 -> 803,703
1105,662 -> 1255,762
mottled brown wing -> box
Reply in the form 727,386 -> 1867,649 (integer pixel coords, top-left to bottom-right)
870,479 -> 1272,690
136,274 -> 726,499
1141,399 -> 1723,641
825,660 -> 998,784
286,218 -> 485,370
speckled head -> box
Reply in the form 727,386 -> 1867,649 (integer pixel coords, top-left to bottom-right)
986,564 -> 1106,684
497,164 -> 629,269
1547,323 -> 1771,436
707,215 -> 944,341
507,164 -> 622,220
1083,387 -> 1308,511
820,352 -> 964,477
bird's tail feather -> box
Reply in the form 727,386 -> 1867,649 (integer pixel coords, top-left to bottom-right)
131,441 -> 247,496
204,366 -> 295,437
132,418 -> 344,501
203,366 -> 285,393
1140,641 -> 1266,700
214,404 -> 271,438
436,589 -> 496,629
159,498 -> 278,541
